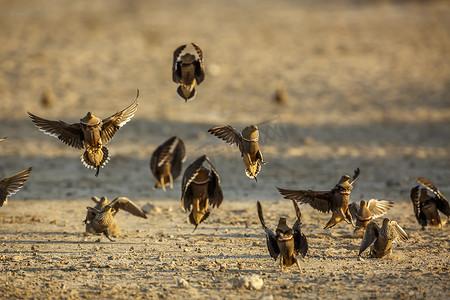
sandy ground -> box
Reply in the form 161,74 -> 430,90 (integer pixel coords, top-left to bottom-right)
0,0 -> 449,299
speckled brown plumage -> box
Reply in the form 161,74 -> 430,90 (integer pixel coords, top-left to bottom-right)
278,168 -> 360,230
150,136 -> 186,191
208,124 -> 266,181
257,200 -> 308,270
410,177 -> 449,229
172,43 -> 205,101
84,196 -> 147,242
28,90 -> 139,176
359,218 -> 409,258
181,155 -> 223,231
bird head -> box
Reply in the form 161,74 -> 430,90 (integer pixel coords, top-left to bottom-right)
80,112 -> 101,126
242,125 -> 259,142
382,218 -> 391,226
360,200 -> 367,207
336,175 -> 352,195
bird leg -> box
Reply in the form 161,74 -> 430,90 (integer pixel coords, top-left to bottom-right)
161,176 -> 166,192
103,230 -> 115,242
169,173 -> 174,190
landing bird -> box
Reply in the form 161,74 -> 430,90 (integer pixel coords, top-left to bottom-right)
410,177 -> 450,229
208,124 -> 266,181
85,196 -> 147,242
358,218 -> 409,258
348,199 -> 394,237
0,168 -> 32,207
278,168 -> 360,229
28,90 -> 139,176
172,43 -> 205,101
150,136 -> 186,191
257,200 -> 308,270
83,196 -> 108,224
181,155 -> 223,231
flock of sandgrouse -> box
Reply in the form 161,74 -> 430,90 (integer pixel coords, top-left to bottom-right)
1,43 -> 449,269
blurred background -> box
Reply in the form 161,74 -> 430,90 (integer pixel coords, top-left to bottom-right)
0,0 -> 449,202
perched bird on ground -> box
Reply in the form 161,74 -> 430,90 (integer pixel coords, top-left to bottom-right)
0,137 -> 5,143
278,168 -> 360,230
172,43 -> 205,101
28,90 -> 139,176
84,196 -> 147,242
150,136 -> 186,191
181,155 -> 223,231
83,196 -> 108,224
348,199 -> 394,237
0,168 -> 32,207
410,177 -> 450,229
257,200 -> 308,270
358,218 -> 409,258
208,124 -> 266,181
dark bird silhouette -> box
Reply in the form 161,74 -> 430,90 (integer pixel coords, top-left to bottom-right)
172,43 -> 205,101
278,168 -> 360,229
0,168 -> 32,207
410,177 -> 450,229
28,90 -> 139,176
257,200 -> 308,270
208,124 -> 266,181
181,155 -> 223,231
358,218 -> 409,258
84,196 -> 147,242
150,136 -> 186,191
348,199 -> 394,237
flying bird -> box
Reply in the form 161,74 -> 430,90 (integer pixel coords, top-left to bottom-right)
0,168 -> 32,207
278,168 -> 360,229
28,90 -> 139,176
257,200 -> 308,270
410,177 -> 450,229
358,218 -> 409,258
172,43 -> 205,101
348,199 -> 394,237
84,196 -> 147,242
150,136 -> 186,191
181,155 -> 223,231
208,124 -> 266,181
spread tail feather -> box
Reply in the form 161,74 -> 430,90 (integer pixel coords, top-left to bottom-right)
81,146 -> 110,175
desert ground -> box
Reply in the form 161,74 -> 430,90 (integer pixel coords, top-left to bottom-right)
0,0 -> 449,299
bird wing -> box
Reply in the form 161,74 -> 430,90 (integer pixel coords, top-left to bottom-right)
277,187 -> 333,213
205,157 -> 224,209
172,44 -> 187,83
150,136 -> 178,175
292,200 -> 308,258
84,207 -> 98,223
170,137 -> 187,180
28,112 -> 84,149
207,125 -> 244,153
391,221 -> 409,242
100,90 -> 139,145
415,177 -> 447,202
91,196 -> 101,204
367,199 -> 394,219
436,197 -> 450,217
257,201 -> 280,260
359,221 -> 380,256
181,155 -> 207,212
348,202 -> 359,221
109,197 -> 147,219
410,186 -> 427,226
350,167 -> 360,185
192,43 -> 205,84
0,167 -> 32,206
